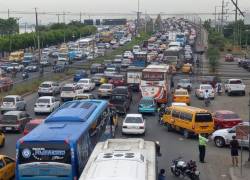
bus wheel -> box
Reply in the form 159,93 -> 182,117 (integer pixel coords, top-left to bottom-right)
183,129 -> 190,139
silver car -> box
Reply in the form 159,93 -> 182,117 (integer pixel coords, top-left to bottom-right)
0,95 -> 26,114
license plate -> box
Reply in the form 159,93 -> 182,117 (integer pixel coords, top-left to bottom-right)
5,127 -> 12,130
130,126 -> 139,129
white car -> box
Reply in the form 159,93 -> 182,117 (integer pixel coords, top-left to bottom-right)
77,78 -> 95,91
38,81 -> 60,96
0,95 -> 26,113
123,51 -> 134,59
211,122 -> 249,148
34,96 -> 60,114
122,114 -> 145,135
177,79 -> 192,91
60,83 -> 83,101
133,45 -> 140,54
224,79 -> 246,96
195,84 -> 215,99
97,83 -> 114,98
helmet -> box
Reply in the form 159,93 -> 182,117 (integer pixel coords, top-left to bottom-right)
205,90 -> 208,92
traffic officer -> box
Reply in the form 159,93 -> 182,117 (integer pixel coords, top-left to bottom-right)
198,134 -> 209,163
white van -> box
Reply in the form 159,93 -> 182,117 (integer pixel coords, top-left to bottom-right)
133,45 -> 140,54
79,138 -> 157,180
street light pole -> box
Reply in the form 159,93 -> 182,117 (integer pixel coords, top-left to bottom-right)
248,92 -> 250,162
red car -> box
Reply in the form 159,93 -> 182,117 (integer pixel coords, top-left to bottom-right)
108,75 -> 126,87
213,110 -> 242,129
23,119 -> 44,135
224,54 -> 234,62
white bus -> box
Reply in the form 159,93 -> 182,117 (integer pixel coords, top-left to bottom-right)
79,138 -> 157,180
140,64 -> 170,104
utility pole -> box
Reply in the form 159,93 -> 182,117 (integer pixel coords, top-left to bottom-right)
234,0 -> 238,47
214,6 -> 217,31
7,9 -> 10,19
221,0 -> 224,34
63,11 -> 66,43
56,14 -> 60,24
35,8 -> 41,72
136,0 -> 140,36
80,12 -> 82,23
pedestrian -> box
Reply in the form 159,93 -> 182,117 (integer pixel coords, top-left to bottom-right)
198,134 -> 209,163
158,169 -> 166,180
230,135 -> 239,167
170,76 -> 174,90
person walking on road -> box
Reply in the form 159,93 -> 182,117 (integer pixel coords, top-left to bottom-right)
198,134 -> 209,163
158,169 -> 166,180
230,135 -> 239,167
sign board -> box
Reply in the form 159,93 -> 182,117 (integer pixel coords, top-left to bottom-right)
236,125 -> 249,140
244,13 -> 250,25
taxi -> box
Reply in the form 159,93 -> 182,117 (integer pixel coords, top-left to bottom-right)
181,63 -> 192,73
0,131 -> 5,147
0,155 -> 15,180
173,88 -> 190,105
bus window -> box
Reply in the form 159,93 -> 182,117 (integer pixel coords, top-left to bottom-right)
172,110 -> 180,118
195,113 -> 213,122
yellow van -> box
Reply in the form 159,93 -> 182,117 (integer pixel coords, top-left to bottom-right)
173,88 -> 190,105
9,51 -> 24,62
162,106 -> 214,138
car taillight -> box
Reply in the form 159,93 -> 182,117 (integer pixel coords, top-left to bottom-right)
47,105 -> 50,107
123,125 -> 127,128
139,126 -> 144,129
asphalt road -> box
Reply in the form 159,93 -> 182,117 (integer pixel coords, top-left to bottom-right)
1,71 -> 249,180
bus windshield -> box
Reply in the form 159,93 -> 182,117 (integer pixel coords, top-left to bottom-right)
18,142 -> 72,178
142,72 -> 164,81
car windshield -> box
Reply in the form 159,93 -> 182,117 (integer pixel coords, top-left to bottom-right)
3,97 -> 15,102
125,117 -> 143,123
222,114 -> 240,119
37,99 -> 50,103
78,80 -> 89,83
3,115 -> 17,121
175,91 -> 188,95
100,85 -> 111,89
40,84 -> 51,88
140,99 -> 153,105
111,95 -> 126,102
201,85 -> 212,90
180,79 -> 190,83
62,86 -> 73,91
229,80 -> 242,84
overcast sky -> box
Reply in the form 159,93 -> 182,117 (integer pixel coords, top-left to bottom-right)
0,0 -> 249,24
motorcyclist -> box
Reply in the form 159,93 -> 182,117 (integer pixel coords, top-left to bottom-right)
158,104 -> 166,124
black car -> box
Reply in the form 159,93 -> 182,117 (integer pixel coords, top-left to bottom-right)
112,86 -> 132,102
24,65 -> 39,72
109,94 -> 130,114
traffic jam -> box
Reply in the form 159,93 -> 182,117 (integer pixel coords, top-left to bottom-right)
0,17 -> 249,180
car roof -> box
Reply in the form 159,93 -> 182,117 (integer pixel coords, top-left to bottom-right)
41,81 -> 54,84
63,83 -> 76,87
215,110 -> 236,114
126,114 -> 143,118
38,96 -> 54,99
175,88 -> 188,92
79,78 -> 91,81
4,111 -> 23,115
27,119 -> 44,124
101,83 -> 112,86
200,84 -> 212,87
4,95 -> 20,98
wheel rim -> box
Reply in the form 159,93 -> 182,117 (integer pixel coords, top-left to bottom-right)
215,138 -> 222,147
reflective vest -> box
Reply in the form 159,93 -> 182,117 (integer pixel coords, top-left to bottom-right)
199,135 -> 208,146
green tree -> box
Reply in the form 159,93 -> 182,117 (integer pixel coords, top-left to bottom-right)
207,47 -> 220,72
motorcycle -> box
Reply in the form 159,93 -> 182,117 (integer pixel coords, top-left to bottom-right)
22,71 -> 29,80
171,157 -> 200,180
216,83 -> 223,96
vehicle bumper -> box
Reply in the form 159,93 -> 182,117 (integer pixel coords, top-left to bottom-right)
229,90 -> 245,94
0,107 -> 17,112
61,97 -> 74,101
98,92 -> 111,97
0,124 -> 20,131
34,107 -> 52,113
38,91 -> 54,95
122,128 -> 145,134
138,107 -> 156,113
